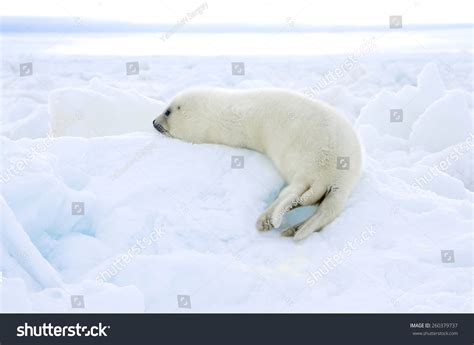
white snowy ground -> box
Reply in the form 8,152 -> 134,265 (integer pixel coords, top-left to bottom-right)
1,30 -> 473,312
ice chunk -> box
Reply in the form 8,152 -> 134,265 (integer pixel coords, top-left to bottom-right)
410,91 -> 473,152
49,78 -> 165,137
357,62 -> 445,139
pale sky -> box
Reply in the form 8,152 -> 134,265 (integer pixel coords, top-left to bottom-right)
1,0 -> 472,25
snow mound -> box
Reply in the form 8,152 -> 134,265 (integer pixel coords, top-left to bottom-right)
356,62 -> 473,155
1,101 -> 50,140
357,63 -> 446,140
355,62 -> 473,194
49,78 -> 165,137
410,91 -> 472,152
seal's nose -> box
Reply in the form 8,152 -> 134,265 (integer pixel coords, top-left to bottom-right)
153,120 -> 165,133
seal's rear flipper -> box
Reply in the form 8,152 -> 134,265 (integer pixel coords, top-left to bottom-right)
293,189 -> 348,241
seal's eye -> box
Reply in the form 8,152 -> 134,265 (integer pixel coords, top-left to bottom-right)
164,109 -> 171,117
177,106 -> 181,110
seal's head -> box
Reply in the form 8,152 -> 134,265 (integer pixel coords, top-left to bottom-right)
153,89 -> 212,143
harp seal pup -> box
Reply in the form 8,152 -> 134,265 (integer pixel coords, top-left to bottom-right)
153,88 -> 362,241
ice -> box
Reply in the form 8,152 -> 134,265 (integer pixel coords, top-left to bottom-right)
1,196 -> 62,288
49,78 -> 165,137
0,32 -> 472,313
357,62 -> 446,140
410,91 -> 472,152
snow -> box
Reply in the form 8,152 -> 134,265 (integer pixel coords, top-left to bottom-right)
1,31 -> 473,313
49,78 -> 164,137
410,90 -> 472,152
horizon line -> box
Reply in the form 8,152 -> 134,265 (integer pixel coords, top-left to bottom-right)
1,16 -> 473,33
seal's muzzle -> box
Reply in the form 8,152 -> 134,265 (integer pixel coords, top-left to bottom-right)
153,119 -> 165,133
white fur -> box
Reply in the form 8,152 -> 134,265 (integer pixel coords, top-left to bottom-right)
153,88 -> 362,240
